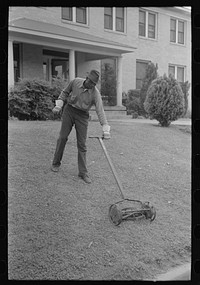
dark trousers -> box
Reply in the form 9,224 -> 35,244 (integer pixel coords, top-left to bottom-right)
52,104 -> 89,175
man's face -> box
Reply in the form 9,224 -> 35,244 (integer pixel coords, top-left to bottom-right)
84,77 -> 96,89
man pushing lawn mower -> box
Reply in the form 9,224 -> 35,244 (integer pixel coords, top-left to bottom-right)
51,70 -> 110,184
51,69 -> 156,225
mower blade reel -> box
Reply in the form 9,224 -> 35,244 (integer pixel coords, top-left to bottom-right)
109,200 -> 156,225
109,204 -> 122,226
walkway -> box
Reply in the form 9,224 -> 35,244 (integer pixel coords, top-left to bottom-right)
109,117 -> 191,126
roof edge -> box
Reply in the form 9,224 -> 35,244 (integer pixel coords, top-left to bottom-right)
9,17 -> 136,51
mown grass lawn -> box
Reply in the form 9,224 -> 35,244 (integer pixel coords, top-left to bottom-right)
8,119 -> 191,280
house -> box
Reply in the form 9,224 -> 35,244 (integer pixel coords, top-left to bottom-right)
8,7 -> 191,118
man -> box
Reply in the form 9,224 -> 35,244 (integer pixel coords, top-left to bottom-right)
51,70 -> 110,184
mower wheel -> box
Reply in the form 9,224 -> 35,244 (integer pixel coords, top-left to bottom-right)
108,204 -> 122,226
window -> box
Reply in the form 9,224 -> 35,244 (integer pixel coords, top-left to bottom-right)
148,13 -> 156,38
76,7 -> 86,24
62,7 -> 72,21
170,18 -> 185,44
116,7 -> 124,32
136,60 -> 149,89
43,62 -> 47,81
104,7 -> 113,30
170,19 -> 176,42
177,66 -> 184,82
62,7 -> 87,25
139,10 -> 146,36
168,65 -> 175,77
139,9 -> 156,39
104,7 -> 125,33
168,64 -> 185,83
13,43 -> 20,82
178,21 -> 184,44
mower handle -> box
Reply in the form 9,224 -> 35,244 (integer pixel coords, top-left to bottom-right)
89,136 -> 125,199
89,136 -> 104,139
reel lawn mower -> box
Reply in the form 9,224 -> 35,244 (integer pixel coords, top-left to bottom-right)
89,136 -> 156,226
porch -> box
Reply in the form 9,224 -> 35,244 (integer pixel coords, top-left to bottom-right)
8,18 -> 135,115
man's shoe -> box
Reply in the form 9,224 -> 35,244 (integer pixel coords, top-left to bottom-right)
78,173 -> 91,184
51,165 -> 60,172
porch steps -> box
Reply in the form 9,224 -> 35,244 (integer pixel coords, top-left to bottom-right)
89,105 -> 127,121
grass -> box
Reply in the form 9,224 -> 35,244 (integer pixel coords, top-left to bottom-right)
8,119 -> 191,280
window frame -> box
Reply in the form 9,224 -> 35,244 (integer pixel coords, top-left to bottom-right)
170,17 -> 185,45
61,7 -> 88,26
104,7 -> 126,33
139,9 -> 157,40
168,64 -> 185,83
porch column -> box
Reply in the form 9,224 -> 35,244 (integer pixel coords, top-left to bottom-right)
69,49 -> 75,81
116,55 -> 123,106
8,40 -> 14,89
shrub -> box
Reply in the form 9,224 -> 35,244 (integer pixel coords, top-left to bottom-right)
126,89 -> 142,116
140,62 -> 158,116
51,76 -> 68,101
179,81 -> 190,117
8,77 -> 67,120
127,89 -> 140,100
144,74 -> 185,127
126,97 -> 141,116
132,112 -> 139,119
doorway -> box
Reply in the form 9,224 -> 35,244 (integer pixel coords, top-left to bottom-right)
52,59 -> 69,80
43,49 -> 69,82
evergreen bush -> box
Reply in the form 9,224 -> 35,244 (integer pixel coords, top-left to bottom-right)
144,74 -> 185,127
140,62 -> 158,116
179,81 -> 190,117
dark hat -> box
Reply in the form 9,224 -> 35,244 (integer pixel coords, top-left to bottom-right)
87,70 -> 100,84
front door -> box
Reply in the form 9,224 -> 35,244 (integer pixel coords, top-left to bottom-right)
52,59 -> 69,80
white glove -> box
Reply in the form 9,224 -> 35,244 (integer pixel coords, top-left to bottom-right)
102,124 -> 111,139
55,100 -> 64,108
52,106 -> 62,114
52,100 -> 64,114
